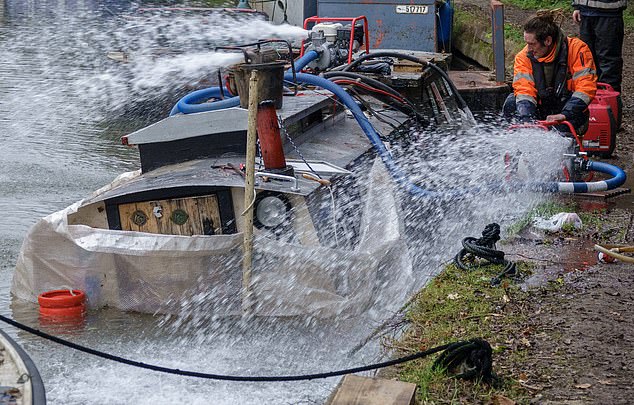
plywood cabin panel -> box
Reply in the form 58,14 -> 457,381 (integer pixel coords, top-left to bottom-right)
118,202 -> 159,234
118,194 -> 222,236
199,195 -> 222,235
68,201 -> 109,229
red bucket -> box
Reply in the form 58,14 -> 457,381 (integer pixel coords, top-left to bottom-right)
38,289 -> 86,317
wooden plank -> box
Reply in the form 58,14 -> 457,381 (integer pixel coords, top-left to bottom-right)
198,195 -> 223,235
574,187 -> 631,200
119,202 -> 157,233
327,375 -> 417,405
393,59 -> 424,73
118,194 -> 222,236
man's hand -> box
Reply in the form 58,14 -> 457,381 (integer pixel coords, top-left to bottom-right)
546,114 -> 566,122
573,10 -> 582,24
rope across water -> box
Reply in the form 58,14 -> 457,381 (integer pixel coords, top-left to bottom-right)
0,313 -> 494,383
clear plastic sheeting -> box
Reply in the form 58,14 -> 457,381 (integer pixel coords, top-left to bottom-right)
12,160 -> 413,318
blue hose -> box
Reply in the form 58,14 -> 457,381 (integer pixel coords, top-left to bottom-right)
169,51 -> 320,116
555,160 -> 627,193
290,50 -> 319,73
284,71 -> 442,198
170,86 -> 239,116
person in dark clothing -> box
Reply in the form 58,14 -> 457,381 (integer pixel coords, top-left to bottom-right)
503,13 -> 597,134
573,0 -> 626,93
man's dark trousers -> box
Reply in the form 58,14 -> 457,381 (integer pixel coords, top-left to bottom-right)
579,15 -> 624,92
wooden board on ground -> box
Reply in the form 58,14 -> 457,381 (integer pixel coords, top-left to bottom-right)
326,375 -> 417,405
574,187 -> 631,199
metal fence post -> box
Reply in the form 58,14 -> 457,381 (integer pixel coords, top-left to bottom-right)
491,0 -> 506,84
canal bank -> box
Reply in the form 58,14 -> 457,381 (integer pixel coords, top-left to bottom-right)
386,1 -> 634,403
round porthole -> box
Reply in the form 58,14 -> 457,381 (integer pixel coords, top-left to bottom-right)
170,209 -> 189,225
254,193 -> 291,229
131,210 -> 148,226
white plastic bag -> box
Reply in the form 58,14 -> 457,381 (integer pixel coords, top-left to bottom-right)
533,212 -> 582,232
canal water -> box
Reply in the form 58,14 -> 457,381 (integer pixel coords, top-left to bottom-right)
0,1 -> 567,404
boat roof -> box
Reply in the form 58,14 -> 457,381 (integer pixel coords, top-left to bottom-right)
84,90 -> 408,205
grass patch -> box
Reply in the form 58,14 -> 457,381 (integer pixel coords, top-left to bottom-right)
624,6 -> 634,29
387,263 -> 535,404
504,197 -> 629,243
454,7 -> 525,45
503,1 -> 634,30
503,0 -> 572,12
505,22 -> 525,44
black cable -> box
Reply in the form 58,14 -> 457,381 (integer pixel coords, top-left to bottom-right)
0,313 -> 494,383
454,223 -> 517,286
341,51 -> 471,112
323,71 -> 423,112
325,73 -> 426,123
323,71 -> 403,98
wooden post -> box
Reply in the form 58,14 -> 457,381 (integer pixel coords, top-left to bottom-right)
242,70 -> 259,313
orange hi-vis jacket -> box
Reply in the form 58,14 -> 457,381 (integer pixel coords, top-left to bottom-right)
512,35 -> 597,124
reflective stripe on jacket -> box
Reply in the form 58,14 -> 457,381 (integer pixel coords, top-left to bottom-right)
512,36 -> 597,121
572,0 -> 627,12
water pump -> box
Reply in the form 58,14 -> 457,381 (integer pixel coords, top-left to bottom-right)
301,17 -> 369,71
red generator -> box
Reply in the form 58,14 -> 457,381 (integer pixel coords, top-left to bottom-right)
583,82 -> 621,157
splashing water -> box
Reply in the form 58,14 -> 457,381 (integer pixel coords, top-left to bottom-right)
78,9 -> 308,119
0,2 -> 572,404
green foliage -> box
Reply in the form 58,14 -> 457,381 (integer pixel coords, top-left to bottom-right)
505,22 -> 525,44
504,0 -> 634,29
503,0 -> 572,11
624,6 -> 634,29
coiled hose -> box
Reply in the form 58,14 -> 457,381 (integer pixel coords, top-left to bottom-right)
169,86 -> 239,116
453,223 -> 517,286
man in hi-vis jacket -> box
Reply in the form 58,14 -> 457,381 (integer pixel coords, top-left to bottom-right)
503,13 -> 597,135
573,0 -> 626,93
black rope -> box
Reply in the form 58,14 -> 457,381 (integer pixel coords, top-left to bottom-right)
454,223 -> 517,286
0,314 -> 494,383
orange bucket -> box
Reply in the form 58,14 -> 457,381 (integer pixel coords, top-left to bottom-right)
38,289 -> 86,317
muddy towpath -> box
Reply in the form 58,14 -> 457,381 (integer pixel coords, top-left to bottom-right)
494,4 -> 634,403
389,2 -> 634,404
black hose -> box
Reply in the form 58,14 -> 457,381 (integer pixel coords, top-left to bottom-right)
326,76 -> 426,122
0,313 -> 494,383
454,223 -> 517,286
341,51 -> 471,111
433,338 -> 497,385
322,71 -> 426,122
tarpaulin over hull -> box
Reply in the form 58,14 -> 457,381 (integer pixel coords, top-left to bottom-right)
12,160 -> 413,318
